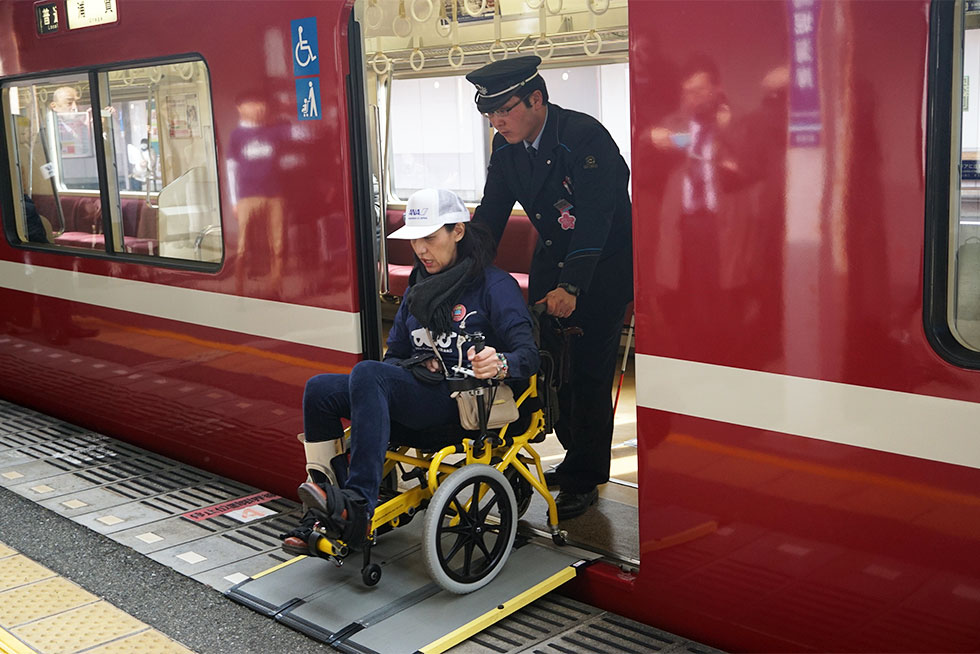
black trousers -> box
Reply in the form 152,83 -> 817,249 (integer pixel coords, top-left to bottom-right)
536,263 -> 631,494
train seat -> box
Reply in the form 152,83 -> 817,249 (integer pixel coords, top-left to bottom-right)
31,194 -> 159,254
385,208 -> 535,300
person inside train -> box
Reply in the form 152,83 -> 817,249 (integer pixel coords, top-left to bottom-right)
464,55 -> 633,520
280,188 -> 539,552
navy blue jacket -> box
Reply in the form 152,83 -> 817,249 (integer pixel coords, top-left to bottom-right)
473,103 -> 632,304
385,265 -> 539,379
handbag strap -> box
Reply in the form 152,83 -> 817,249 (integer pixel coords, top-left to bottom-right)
424,329 -> 449,375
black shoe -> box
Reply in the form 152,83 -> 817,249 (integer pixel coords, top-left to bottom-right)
279,509 -> 318,556
555,488 -> 598,521
543,470 -> 560,490
297,482 -> 370,550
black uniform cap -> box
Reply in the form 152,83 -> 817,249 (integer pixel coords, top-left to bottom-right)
466,55 -> 543,113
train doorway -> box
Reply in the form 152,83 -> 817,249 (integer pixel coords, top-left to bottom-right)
349,0 -> 638,565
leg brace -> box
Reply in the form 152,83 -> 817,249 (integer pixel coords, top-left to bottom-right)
297,432 -> 345,487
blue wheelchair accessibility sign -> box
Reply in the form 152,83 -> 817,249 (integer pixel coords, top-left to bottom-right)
291,17 -> 319,77
296,78 -> 321,121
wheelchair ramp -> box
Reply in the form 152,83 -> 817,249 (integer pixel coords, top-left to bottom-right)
226,517 -> 595,654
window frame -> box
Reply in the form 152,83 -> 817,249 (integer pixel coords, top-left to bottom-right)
0,54 -> 224,272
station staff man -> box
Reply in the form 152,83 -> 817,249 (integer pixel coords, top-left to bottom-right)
466,56 -> 633,520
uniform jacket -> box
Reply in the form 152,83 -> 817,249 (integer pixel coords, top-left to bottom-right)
473,103 -> 633,303
384,265 -> 540,380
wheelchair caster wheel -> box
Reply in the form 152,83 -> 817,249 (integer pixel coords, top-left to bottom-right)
362,563 -> 382,586
552,531 -> 567,546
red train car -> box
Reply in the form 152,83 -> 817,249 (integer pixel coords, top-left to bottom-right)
2,0 -> 980,651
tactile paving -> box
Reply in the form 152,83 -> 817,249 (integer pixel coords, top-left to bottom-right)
12,601 -> 147,653
0,576 -> 97,627
0,555 -> 55,592
81,628 -> 196,654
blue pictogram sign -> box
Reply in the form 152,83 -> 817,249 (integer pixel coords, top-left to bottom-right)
291,17 -> 320,77
296,78 -> 321,121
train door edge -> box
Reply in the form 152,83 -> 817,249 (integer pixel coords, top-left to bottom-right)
347,10 -> 383,363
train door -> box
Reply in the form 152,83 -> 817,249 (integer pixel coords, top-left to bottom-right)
348,0 -> 638,563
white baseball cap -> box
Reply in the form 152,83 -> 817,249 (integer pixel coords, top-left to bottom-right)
388,188 -> 471,240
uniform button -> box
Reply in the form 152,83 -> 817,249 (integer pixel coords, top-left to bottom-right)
557,262 -> 564,268
535,213 -> 542,220
545,239 -> 552,246
546,159 -> 552,165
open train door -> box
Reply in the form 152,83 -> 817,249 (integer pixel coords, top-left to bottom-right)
346,0 -> 640,562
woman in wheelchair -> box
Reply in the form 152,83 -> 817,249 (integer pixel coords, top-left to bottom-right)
281,188 -> 539,559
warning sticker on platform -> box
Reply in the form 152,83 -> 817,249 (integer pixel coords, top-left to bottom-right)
183,491 -> 279,522
66,0 -> 118,30
226,505 -> 277,523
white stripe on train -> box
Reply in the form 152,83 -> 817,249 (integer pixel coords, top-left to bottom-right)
0,260 -> 362,354
635,354 -> 980,470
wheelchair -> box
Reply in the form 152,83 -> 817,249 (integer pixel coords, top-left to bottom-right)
297,334 -> 566,595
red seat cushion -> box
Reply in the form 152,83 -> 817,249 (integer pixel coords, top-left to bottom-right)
385,208 -> 533,301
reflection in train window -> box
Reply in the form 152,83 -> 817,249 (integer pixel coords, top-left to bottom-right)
2,59 -> 222,265
955,10 -> 980,349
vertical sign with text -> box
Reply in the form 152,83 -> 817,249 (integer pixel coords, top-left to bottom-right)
788,0 -> 821,147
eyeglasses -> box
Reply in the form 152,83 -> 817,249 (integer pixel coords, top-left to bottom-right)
482,96 -> 526,120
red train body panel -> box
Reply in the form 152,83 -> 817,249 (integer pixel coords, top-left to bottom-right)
2,1 -> 979,651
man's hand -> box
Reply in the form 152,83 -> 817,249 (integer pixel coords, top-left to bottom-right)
537,287 -> 577,319
423,357 -> 442,374
467,345 -> 500,379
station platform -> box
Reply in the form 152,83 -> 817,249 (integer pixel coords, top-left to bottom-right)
0,398 -> 720,654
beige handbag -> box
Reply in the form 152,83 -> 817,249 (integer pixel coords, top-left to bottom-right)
453,384 -> 519,431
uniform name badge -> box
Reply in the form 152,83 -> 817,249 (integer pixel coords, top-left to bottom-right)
554,199 -> 576,230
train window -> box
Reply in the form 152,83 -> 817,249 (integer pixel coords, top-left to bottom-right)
950,6 -> 980,351
2,59 -> 222,265
387,63 -> 631,203
389,75 -> 487,202
4,75 -> 102,246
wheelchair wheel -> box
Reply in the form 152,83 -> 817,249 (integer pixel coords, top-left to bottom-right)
422,464 -> 517,594
504,467 -> 533,518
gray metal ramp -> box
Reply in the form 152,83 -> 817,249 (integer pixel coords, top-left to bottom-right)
226,517 -> 591,654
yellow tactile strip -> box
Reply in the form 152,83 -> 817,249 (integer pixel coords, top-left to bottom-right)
0,541 -> 195,654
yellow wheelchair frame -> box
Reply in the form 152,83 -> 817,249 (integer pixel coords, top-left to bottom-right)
305,373 -> 566,594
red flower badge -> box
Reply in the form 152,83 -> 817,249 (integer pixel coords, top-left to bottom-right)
558,211 -> 576,230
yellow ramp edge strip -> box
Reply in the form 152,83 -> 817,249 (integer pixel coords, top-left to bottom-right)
0,628 -> 35,654
248,555 -> 305,580
418,565 -> 579,654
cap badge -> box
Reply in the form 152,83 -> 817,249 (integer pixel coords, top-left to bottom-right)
475,84 -> 488,95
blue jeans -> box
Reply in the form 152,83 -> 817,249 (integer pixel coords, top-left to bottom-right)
302,360 -> 459,512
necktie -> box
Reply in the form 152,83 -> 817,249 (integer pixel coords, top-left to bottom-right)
527,145 -> 537,160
